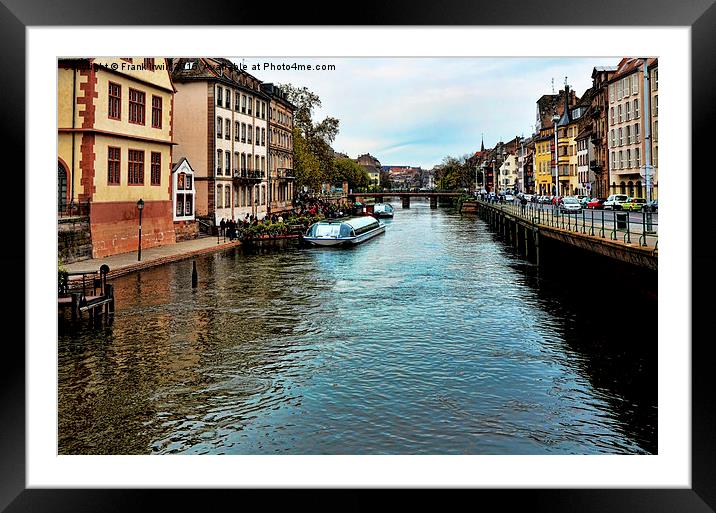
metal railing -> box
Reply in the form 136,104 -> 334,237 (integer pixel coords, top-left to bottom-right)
480,200 -> 658,249
234,169 -> 265,180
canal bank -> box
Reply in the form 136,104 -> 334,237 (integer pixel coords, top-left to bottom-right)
63,236 -> 243,281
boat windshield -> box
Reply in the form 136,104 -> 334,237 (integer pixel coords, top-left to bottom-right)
312,223 -> 341,237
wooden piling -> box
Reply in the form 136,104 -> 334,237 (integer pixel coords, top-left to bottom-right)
192,261 -> 198,288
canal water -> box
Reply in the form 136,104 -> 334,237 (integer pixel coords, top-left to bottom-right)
58,198 -> 657,455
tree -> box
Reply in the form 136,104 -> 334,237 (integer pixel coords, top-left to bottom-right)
281,84 -> 340,191
434,155 -> 472,190
334,158 -> 370,190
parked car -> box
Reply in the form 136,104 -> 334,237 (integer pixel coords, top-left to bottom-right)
576,195 -> 589,203
643,199 -> 658,212
622,197 -> 647,212
504,193 -> 515,202
559,196 -> 582,213
587,197 -> 606,209
523,194 -> 533,202
578,196 -> 591,208
604,194 -> 630,210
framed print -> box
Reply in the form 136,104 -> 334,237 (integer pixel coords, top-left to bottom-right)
3,0 -> 715,511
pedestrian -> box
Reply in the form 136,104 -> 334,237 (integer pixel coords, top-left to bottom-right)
520,196 -> 527,215
219,218 -> 226,237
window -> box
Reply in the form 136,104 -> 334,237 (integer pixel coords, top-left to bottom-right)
128,89 -> 145,125
176,193 -> 184,216
618,105 -> 622,123
619,150 -> 624,169
632,74 -> 639,95
234,152 -> 239,173
255,155 -> 260,172
635,148 -> 641,168
611,129 -> 615,147
241,95 -> 246,113
248,126 -> 252,144
626,126 -> 631,144
108,146 -> 121,185
128,149 -> 144,184
241,123 -> 246,142
225,185 -> 231,208
653,95 -> 658,117
225,119 -> 230,140
247,154 -> 252,170
151,152 -> 161,185
217,184 -> 223,208
217,86 -> 222,106
654,120 -> 658,142
652,69 -> 658,91
108,82 -> 121,120
235,92 -> 240,110
225,88 -> 231,108
610,151 -> 615,169
225,151 -> 230,173
217,150 -> 222,175
610,107 -> 614,124
234,186 -> 239,207
261,128 -> 265,146
241,153 -> 246,171
627,149 -> 632,168
151,95 -> 162,128
634,99 -> 639,118
625,102 -> 631,121
623,77 -> 630,97
144,58 -> 154,70
248,98 -> 253,115
217,117 -> 222,138
635,123 -> 640,143
235,122 -> 240,141
616,80 -> 623,100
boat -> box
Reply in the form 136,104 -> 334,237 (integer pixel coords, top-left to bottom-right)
372,203 -> 394,218
303,216 -> 386,246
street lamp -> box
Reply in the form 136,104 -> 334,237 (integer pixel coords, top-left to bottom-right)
136,198 -> 144,261
552,114 -> 560,197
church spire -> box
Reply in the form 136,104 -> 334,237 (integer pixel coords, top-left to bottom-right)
480,133 -> 485,152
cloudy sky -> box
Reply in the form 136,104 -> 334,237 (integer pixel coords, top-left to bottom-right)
233,57 -> 617,169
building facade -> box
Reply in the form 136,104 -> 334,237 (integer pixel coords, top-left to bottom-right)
356,153 -> 382,189
607,58 -> 657,198
171,58 -> 270,227
589,66 -> 617,199
58,57 -> 176,258
648,61 -> 659,199
262,83 -> 295,214
498,154 -> 519,192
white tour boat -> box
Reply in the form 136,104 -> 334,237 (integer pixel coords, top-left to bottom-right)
303,216 -> 386,247
372,203 -> 394,218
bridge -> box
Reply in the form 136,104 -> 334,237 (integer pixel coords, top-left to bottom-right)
348,191 -> 462,209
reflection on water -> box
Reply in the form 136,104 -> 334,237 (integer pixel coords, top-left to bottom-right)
59,198 -> 656,454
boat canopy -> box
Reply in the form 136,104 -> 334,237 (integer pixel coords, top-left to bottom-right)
342,216 -> 380,231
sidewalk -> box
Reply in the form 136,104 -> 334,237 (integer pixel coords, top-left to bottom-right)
64,235 -> 241,279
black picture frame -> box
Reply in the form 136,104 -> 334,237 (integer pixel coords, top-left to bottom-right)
3,1 -> 713,511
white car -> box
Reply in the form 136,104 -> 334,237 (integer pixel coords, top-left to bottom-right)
604,194 -> 630,210
559,196 -> 582,213
523,194 -> 533,202
504,194 -> 515,202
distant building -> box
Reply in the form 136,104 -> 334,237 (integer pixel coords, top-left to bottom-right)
356,153 -> 382,188
590,66 -> 617,198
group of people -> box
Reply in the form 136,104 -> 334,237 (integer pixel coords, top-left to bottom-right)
218,213 -> 286,240
292,192 -> 349,219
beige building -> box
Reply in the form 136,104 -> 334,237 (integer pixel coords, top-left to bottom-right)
498,154 -> 519,192
58,57 -> 176,258
171,58 -> 270,227
607,58 -> 658,198
261,83 -> 295,214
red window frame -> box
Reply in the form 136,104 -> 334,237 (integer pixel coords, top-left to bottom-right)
108,82 -> 121,120
107,146 -> 121,185
128,88 -> 146,125
128,149 -> 144,185
151,95 -> 162,128
150,152 -> 161,186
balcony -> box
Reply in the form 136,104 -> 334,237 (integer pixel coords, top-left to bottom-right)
233,169 -> 264,181
275,168 -> 295,179
589,160 -> 602,171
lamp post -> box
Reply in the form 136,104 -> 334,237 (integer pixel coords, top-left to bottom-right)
642,58 -> 654,231
136,199 -> 144,261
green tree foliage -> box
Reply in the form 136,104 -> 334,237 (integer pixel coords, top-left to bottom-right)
281,84 -> 340,191
379,169 -> 392,190
334,158 -> 370,190
434,155 -> 473,190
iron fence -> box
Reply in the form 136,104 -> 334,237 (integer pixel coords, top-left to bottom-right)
480,200 -> 658,249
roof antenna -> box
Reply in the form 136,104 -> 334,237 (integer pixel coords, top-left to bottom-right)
551,78 -> 554,93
